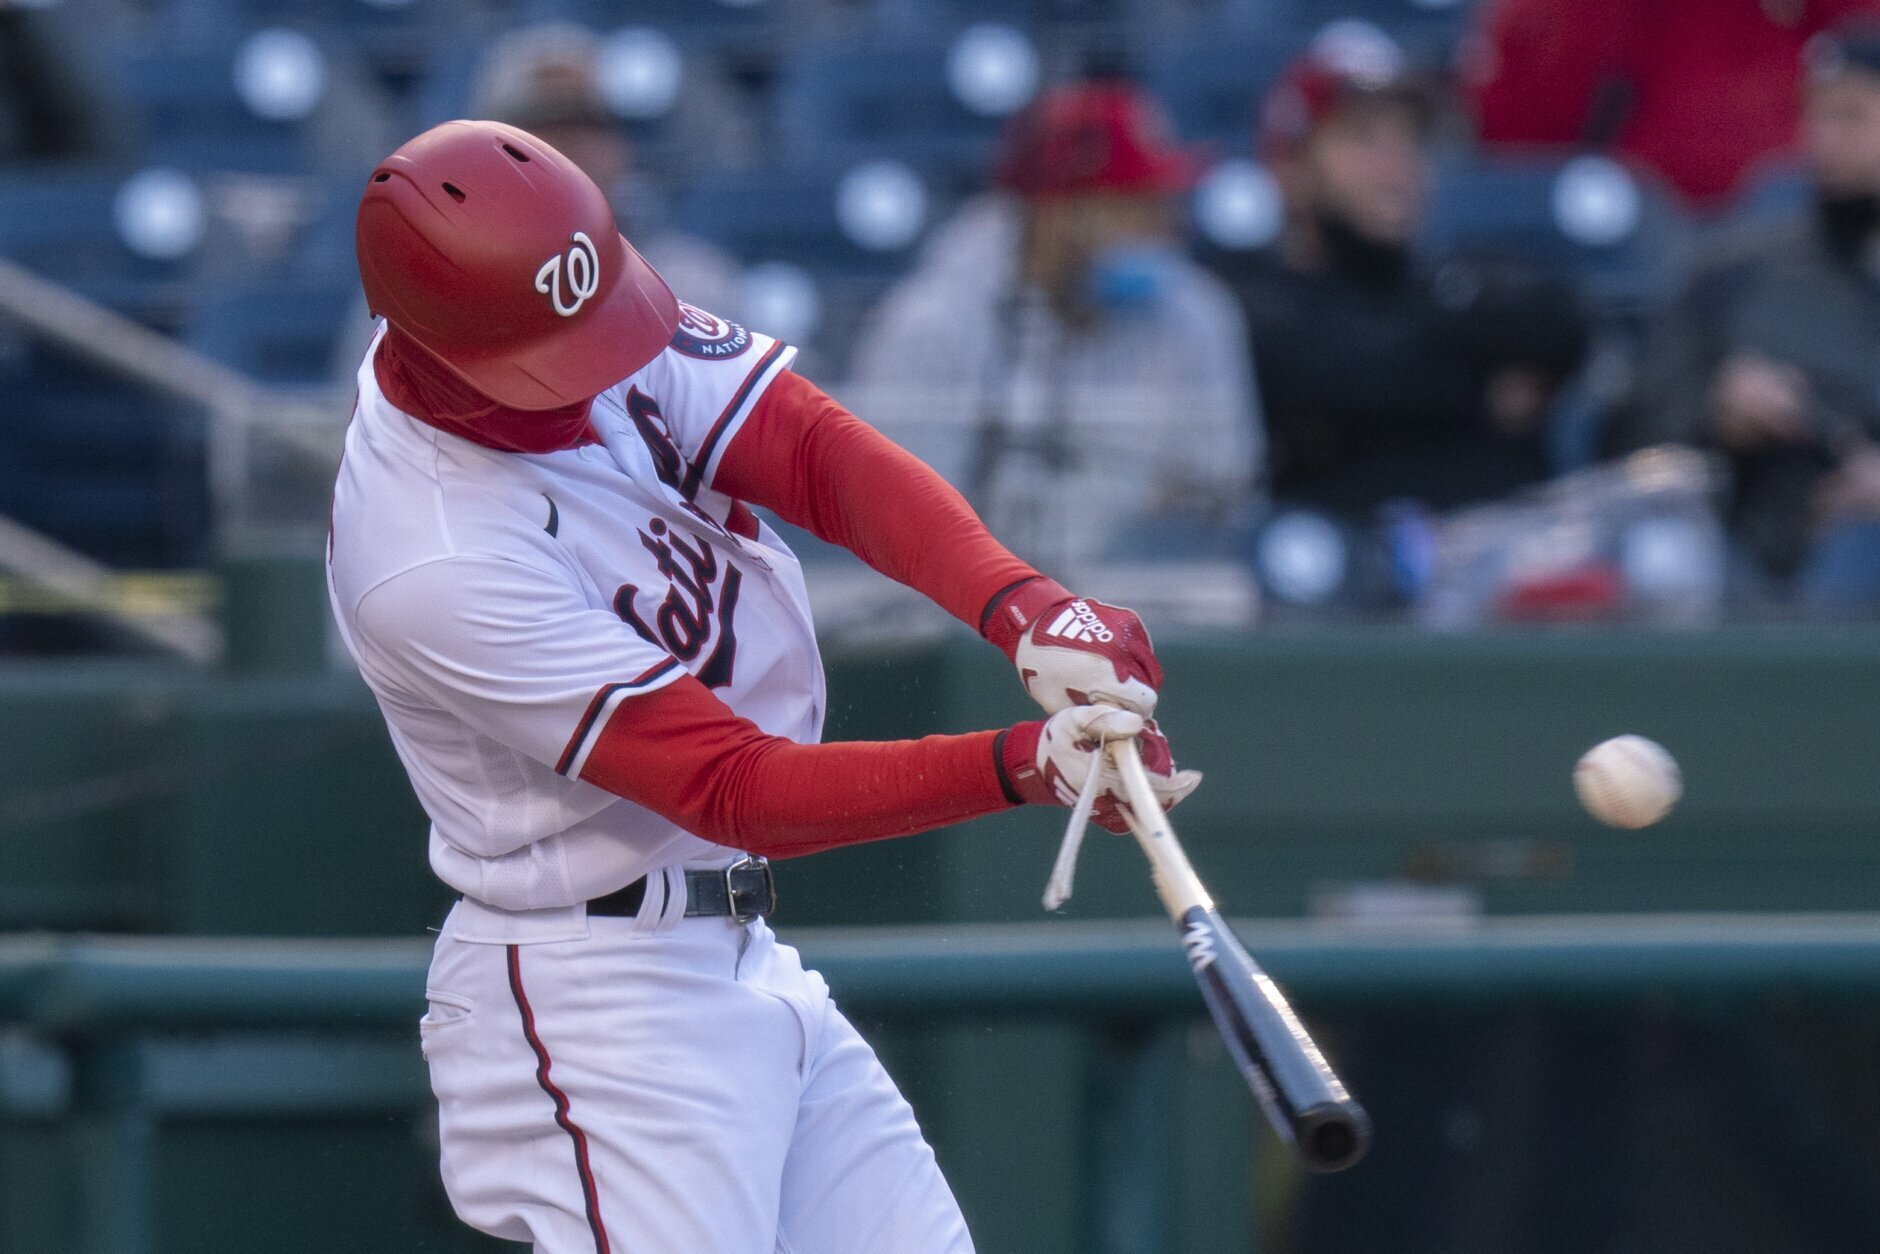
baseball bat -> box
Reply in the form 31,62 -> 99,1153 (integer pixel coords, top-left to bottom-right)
1109,737 -> 1372,1173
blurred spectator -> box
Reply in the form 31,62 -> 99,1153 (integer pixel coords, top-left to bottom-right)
849,80 -> 1259,571
471,24 -> 739,314
1613,25 -> 1880,612
1462,0 -> 1880,211
1205,32 -> 1588,520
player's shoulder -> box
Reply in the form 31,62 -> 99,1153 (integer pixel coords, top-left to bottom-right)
624,302 -> 795,428
332,412 -> 566,617
350,545 -> 554,630
639,302 -> 793,380
666,302 -> 761,362
340,385 -> 548,526
339,516 -> 568,658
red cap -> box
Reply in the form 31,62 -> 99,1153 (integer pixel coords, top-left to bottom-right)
1259,28 -> 1426,159
356,119 -> 680,411
994,81 -> 1202,200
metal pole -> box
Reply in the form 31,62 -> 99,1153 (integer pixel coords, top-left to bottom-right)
66,1039 -> 154,1254
1082,1019 -> 1184,1254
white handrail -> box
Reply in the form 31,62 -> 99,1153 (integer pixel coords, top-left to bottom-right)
0,257 -> 351,663
0,256 -> 342,469
0,515 -> 219,663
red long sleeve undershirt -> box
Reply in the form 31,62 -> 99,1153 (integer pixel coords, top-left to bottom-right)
715,369 -> 1041,629
582,674 -> 1020,858
580,369 -> 1044,856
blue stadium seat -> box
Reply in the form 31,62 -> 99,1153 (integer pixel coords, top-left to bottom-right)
775,43 -> 1004,188
1290,0 -> 1477,58
185,285 -> 358,385
0,168 -> 199,306
8,471 -> 208,569
1175,0 -> 1292,31
522,0 -> 795,56
676,167 -> 935,275
1141,34 -> 1305,147
223,0 -> 446,29
166,0 -> 454,66
113,48 -> 315,176
5,356 -> 180,460
288,180 -> 367,287
1420,155 -> 1691,311
865,0 -> 1082,35
0,170 -> 124,263
404,33 -> 483,129
0,169 -> 211,567
0,348 -> 209,568
676,165 -> 932,373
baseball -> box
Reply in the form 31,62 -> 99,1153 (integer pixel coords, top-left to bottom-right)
1574,735 -> 1682,828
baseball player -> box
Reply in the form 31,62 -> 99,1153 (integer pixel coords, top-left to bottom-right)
329,120 -> 1200,1254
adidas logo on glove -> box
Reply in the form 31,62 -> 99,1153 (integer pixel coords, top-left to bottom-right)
987,579 -> 1162,716
1044,600 -> 1115,645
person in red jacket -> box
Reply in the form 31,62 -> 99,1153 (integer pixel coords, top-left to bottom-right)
331,120 -> 1199,1254
1462,0 -> 1880,209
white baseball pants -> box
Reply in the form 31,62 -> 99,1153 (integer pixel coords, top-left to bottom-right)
418,889 -> 974,1254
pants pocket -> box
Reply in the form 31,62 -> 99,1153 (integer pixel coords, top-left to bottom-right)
419,988 -> 476,1060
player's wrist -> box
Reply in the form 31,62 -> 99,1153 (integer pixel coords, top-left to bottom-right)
994,720 -> 1048,806
980,576 -> 1073,659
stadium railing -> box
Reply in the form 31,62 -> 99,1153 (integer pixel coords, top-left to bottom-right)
4,915 -> 1880,1253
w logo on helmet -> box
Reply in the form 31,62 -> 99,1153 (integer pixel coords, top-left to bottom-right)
534,231 -> 601,317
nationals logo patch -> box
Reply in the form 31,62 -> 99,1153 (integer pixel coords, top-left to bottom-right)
670,302 -> 753,360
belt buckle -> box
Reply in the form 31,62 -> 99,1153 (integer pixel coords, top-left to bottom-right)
724,856 -> 775,923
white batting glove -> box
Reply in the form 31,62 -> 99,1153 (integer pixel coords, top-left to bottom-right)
1000,705 -> 1201,835
982,577 -> 1163,716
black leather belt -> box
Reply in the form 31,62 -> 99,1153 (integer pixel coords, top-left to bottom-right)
586,856 -> 776,923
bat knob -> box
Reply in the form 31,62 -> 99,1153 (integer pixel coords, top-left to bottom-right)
1296,1103 -> 1373,1173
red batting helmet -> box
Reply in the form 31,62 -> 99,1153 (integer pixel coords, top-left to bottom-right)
356,119 -> 679,411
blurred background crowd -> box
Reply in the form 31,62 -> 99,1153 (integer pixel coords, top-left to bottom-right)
7,6 -> 1880,1254
13,0 -> 1880,654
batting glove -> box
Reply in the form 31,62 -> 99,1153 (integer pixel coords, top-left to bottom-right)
982,577 -> 1163,716
1000,705 -> 1201,834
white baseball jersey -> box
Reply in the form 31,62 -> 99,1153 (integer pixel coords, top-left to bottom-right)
328,306 -> 823,914
336,306 -> 975,1254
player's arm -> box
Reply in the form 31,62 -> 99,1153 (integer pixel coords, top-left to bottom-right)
714,369 -> 1166,715
578,675 -> 1197,857
351,553 -> 1196,858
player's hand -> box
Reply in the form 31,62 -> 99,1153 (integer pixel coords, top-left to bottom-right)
1710,353 -> 1812,450
982,577 -> 1163,716
1001,705 -> 1201,834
